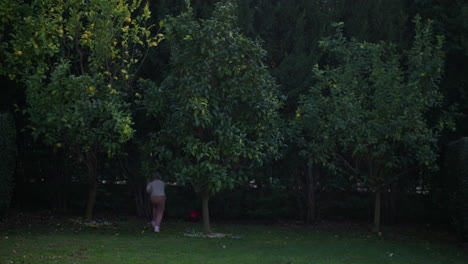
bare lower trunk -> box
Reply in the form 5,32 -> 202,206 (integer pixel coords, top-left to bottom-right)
373,189 -> 382,233
305,162 -> 317,224
84,152 -> 98,221
133,184 -> 151,218
201,188 -> 212,234
123,164 -> 150,218
53,152 -> 69,213
295,168 -> 305,221
85,177 -> 97,221
370,162 -> 383,233
117,144 -> 151,218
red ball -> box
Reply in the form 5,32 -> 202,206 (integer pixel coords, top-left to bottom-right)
188,211 -> 199,222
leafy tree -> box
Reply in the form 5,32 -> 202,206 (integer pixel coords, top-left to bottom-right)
145,0 -> 283,233
293,17 -> 454,232
1,0 -> 161,220
232,1 -> 416,223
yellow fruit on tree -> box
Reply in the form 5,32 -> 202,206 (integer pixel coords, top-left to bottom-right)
123,124 -> 131,136
86,85 -> 95,94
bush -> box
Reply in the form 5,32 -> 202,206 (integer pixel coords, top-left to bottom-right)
0,112 -> 16,218
444,137 -> 468,241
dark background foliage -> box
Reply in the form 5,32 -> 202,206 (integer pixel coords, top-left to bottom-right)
1,0 -> 467,239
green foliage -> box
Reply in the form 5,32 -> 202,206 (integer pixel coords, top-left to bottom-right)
244,0 -> 337,107
412,0 -> 468,137
232,0 -> 419,202
145,0 -> 283,193
0,112 -> 16,216
0,0 -> 22,36
1,0 -> 161,156
236,0 -> 413,112
293,17 -> 452,187
444,138 -> 468,241
0,0 -> 161,220
25,61 -> 133,156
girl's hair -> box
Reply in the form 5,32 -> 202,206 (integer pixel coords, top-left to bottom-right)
152,171 -> 161,180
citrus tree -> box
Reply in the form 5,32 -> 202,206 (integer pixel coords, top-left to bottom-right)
1,0 -> 162,220
292,17 -> 454,232
145,0 -> 283,234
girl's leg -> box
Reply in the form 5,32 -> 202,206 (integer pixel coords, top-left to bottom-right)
151,205 -> 158,226
155,197 -> 166,227
151,196 -> 158,227
152,204 -> 158,222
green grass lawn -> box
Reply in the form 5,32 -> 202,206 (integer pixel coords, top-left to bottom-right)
1,217 -> 467,264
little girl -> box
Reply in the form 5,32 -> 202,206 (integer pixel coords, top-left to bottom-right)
146,171 -> 166,232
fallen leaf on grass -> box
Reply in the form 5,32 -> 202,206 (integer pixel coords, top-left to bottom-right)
71,251 -> 87,259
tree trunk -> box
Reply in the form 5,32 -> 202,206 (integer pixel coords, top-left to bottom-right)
133,183 -> 151,218
119,153 -> 151,218
201,188 -> 212,234
53,152 -> 69,213
389,183 -> 398,224
84,152 -> 98,221
383,183 -> 398,224
305,162 -> 318,224
131,175 -> 151,218
295,168 -> 305,221
85,178 -> 97,221
373,189 -> 382,233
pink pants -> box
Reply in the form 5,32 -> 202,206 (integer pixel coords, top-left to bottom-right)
151,195 -> 166,226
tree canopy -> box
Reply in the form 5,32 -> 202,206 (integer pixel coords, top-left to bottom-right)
145,0 -> 283,233
293,17 -> 454,232
1,0 -> 160,220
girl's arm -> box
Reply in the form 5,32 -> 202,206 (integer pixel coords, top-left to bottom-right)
146,183 -> 152,194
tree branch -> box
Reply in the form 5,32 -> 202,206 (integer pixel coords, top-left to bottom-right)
394,166 -> 418,178
335,152 -> 359,175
